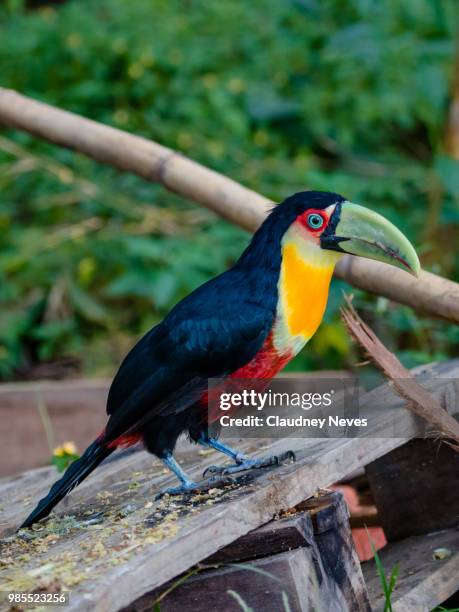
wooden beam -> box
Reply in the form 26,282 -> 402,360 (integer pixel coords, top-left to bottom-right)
0,360 -> 457,611
204,510 -> 315,565
148,549 -> 327,612
366,438 -> 459,541
0,88 -> 458,323
132,492 -> 370,612
362,525 -> 459,612
0,379 -> 109,476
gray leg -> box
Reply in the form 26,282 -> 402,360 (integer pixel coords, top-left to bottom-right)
199,436 -> 296,478
162,453 -> 196,487
155,452 -> 236,500
199,437 -> 247,464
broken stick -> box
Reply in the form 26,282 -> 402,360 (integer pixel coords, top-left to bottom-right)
341,298 -> 459,449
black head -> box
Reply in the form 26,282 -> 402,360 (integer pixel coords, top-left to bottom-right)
278,191 -> 346,213
264,190 -> 346,243
239,190 -> 420,277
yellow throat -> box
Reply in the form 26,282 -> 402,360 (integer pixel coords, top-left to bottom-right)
273,227 -> 342,354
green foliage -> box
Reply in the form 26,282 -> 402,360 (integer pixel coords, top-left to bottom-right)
366,526 -> 399,612
0,0 -> 458,378
51,452 -> 79,473
51,442 -> 80,472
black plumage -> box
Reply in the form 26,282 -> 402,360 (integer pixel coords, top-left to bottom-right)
19,191 -> 345,528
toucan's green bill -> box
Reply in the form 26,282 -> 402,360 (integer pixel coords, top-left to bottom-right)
322,202 -> 420,276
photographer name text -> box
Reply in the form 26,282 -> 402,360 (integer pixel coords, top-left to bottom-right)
219,415 -> 367,428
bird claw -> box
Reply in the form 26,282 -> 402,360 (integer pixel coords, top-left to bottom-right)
202,450 -> 296,478
155,474 -> 236,500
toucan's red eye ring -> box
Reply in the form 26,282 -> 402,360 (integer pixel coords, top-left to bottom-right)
306,213 -> 325,231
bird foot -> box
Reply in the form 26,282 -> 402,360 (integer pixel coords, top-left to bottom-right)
203,450 -> 296,478
154,474 -> 236,500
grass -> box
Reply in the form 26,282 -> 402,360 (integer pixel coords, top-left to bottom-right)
365,526 -> 399,612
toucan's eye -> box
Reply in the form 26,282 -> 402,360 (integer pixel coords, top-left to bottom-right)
307,213 -> 324,230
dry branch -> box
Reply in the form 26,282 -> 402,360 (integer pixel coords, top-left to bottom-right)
341,298 -> 459,448
1,88 -> 459,322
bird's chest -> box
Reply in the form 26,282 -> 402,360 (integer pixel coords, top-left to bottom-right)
232,237 -> 337,380
271,240 -> 335,356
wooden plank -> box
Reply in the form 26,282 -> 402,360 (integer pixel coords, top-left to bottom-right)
127,492 -> 370,612
366,438 -> 459,540
0,360 -> 457,611
205,512 -> 314,565
126,549 -> 326,612
312,502 -> 369,611
362,526 -> 459,612
297,491 -> 369,610
0,379 -> 109,476
297,491 -> 350,533
204,490 -> 349,565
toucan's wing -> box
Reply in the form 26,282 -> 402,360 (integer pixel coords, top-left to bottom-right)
104,268 -> 275,442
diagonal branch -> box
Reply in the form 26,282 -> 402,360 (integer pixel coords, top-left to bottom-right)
341,297 -> 459,449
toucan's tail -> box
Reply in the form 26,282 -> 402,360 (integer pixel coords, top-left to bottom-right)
19,439 -> 113,530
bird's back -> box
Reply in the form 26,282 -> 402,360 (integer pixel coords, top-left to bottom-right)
104,262 -> 279,441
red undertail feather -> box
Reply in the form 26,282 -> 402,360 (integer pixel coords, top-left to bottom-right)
102,431 -> 143,450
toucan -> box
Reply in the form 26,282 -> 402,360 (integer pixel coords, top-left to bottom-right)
20,191 -> 419,529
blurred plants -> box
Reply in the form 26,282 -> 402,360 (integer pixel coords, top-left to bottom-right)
0,0 -> 458,379
52,441 -> 80,472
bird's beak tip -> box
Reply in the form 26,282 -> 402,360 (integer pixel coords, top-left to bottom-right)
400,261 -> 420,278
408,262 -> 421,278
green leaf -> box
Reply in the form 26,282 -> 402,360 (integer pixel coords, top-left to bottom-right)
51,453 -> 80,473
435,156 -> 459,197
150,272 -> 179,309
124,237 -> 164,260
68,282 -> 109,324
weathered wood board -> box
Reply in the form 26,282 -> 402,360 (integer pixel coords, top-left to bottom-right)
0,379 -> 109,476
0,360 -> 457,611
362,525 -> 459,611
124,491 -> 370,612
147,549 -> 325,612
366,438 -> 459,540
